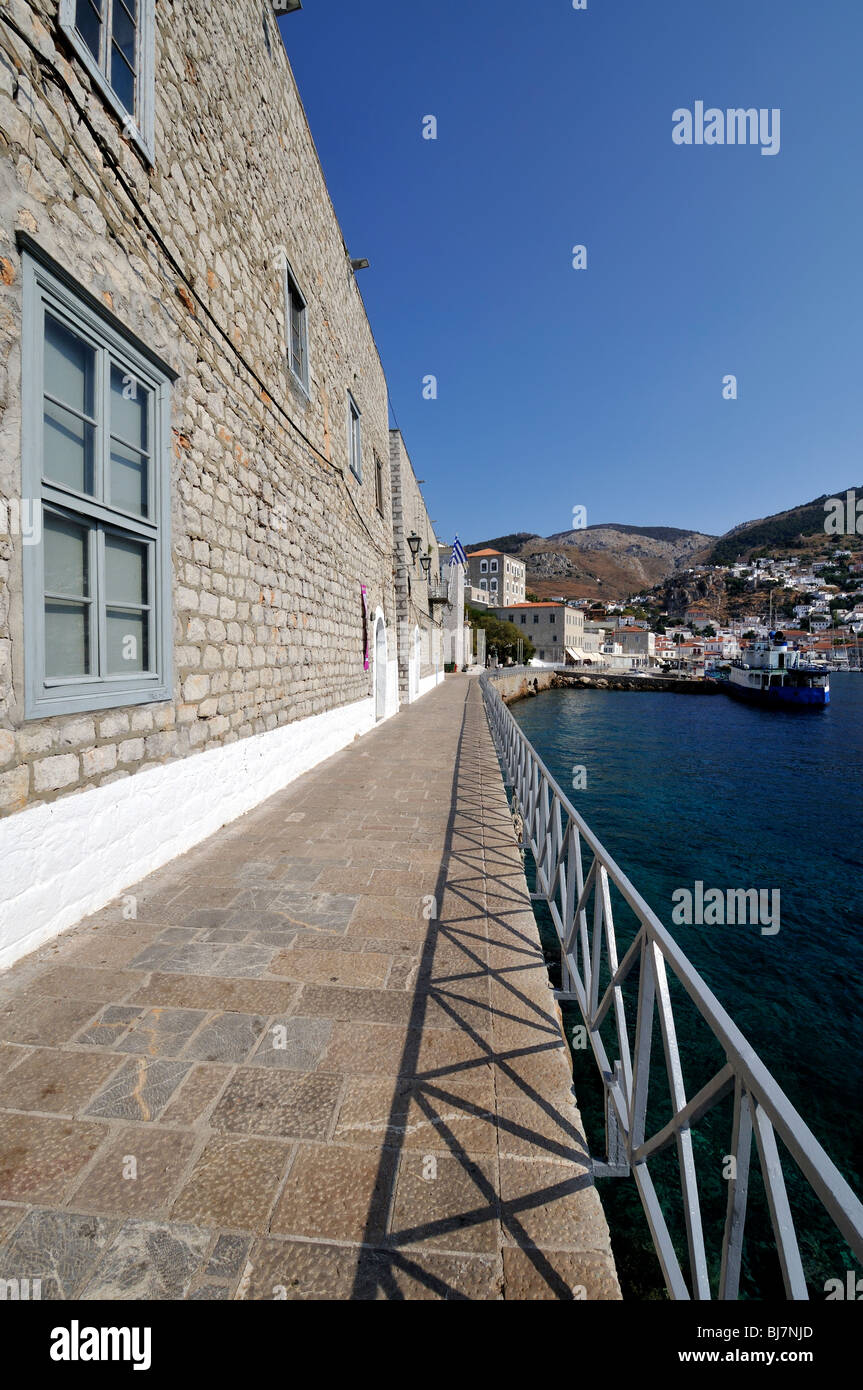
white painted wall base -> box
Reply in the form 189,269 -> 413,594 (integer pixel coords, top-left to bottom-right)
0,676 -> 404,970
417,670 -> 445,699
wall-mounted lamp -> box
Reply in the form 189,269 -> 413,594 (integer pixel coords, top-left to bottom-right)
420,556 -> 432,579
407,533 -> 422,560
350,258 -> 370,271
272,1 -> 303,13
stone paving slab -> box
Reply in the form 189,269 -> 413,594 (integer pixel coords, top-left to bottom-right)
0,678 -> 621,1301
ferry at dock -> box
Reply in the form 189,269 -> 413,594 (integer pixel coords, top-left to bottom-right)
722,634 -> 830,708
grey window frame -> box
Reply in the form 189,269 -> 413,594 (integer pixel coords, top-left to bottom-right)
21,249 -> 173,719
347,392 -> 362,482
284,260 -> 309,393
374,452 -> 384,515
59,0 -> 156,165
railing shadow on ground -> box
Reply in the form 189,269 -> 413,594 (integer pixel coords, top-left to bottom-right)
480,671 -> 863,1300
351,681 -> 600,1301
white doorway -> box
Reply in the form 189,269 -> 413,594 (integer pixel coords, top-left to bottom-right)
374,616 -> 387,721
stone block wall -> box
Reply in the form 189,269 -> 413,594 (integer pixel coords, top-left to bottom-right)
388,428 -> 443,702
0,0 -> 399,819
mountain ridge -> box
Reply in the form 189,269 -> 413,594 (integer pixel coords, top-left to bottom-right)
465,487 -> 862,602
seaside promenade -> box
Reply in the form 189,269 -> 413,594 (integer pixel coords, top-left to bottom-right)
0,677 -> 619,1301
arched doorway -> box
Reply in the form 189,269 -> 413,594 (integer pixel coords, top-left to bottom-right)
374,616 -> 387,722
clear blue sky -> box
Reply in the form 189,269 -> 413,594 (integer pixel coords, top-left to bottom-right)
278,0 -> 863,545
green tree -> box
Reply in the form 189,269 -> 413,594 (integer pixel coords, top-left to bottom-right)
466,606 -> 535,662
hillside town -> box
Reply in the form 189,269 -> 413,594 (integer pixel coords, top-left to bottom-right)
459,544 -> 863,674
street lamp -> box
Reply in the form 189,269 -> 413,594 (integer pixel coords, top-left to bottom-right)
420,556 -> 432,579
407,533 -> 422,561
272,1 -> 303,12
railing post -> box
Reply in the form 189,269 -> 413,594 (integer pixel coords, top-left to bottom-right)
606,1060 -> 629,1173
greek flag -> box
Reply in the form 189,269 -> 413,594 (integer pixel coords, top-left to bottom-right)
452,536 -> 468,567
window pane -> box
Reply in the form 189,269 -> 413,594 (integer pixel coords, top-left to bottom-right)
109,0 -> 137,115
110,363 -> 149,449
44,314 -> 95,416
291,325 -> 305,378
110,44 -> 135,113
45,601 -> 91,677
110,438 -> 149,516
44,398 -> 96,495
44,513 -> 90,597
106,608 -> 148,672
75,0 -> 103,62
105,533 -> 147,605
112,0 -> 137,64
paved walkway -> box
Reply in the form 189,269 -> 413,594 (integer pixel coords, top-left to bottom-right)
0,678 -> 620,1300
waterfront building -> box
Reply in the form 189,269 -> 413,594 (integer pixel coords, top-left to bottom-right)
613,627 -> 656,668
466,548 -> 526,606
0,1 -> 437,965
494,601 -> 585,664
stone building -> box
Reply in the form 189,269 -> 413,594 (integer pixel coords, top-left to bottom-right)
0,0 -> 427,965
466,548 -> 526,606
613,627 -> 656,669
493,601 -> 585,664
388,428 -> 445,703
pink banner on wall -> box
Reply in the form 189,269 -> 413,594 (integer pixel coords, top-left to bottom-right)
361,585 -> 370,670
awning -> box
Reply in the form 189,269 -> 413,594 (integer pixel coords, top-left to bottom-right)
566,647 -> 586,662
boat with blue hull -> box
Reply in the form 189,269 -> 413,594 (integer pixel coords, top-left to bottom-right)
722,634 -> 830,708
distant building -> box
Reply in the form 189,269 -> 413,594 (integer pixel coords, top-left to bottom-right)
493,602 -> 585,664
467,550 -> 526,606
613,628 -> 656,668
684,603 -> 715,627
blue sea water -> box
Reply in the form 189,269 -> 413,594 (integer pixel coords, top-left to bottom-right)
511,673 -> 863,1298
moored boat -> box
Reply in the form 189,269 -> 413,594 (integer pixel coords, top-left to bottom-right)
724,634 -> 830,708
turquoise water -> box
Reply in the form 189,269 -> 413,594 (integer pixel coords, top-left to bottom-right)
511,674 -> 863,1298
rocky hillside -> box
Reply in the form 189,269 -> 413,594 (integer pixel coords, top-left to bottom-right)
467,525 -> 714,602
659,569 -> 728,619
699,489 -> 863,566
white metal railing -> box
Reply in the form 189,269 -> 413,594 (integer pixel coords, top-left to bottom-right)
481,672 -> 863,1300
